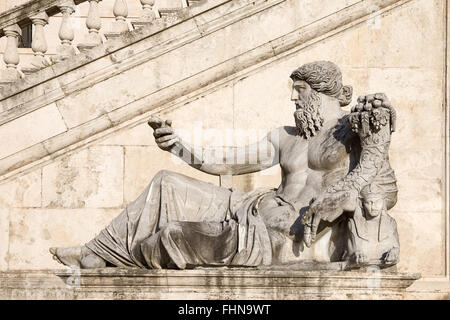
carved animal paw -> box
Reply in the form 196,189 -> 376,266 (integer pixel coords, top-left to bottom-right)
383,247 -> 399,264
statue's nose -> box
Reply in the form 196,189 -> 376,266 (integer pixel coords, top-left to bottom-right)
291,90 -> 299,101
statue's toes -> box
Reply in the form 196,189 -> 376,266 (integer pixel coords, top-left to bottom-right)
49,247 -> 64,265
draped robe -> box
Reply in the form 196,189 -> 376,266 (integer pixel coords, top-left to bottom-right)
86,170 -> 279,269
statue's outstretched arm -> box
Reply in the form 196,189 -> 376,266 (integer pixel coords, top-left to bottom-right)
148,115 -> 280,176
302,93 -> 396,247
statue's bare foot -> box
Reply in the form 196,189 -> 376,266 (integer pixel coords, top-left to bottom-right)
49,246 -> 83,268
383,247 -> 399,264
50,246 -> 107,269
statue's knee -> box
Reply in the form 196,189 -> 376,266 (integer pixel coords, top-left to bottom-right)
160,222 -> 183,241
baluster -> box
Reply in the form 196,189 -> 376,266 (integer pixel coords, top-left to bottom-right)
105,0 -> 129,40
78,0 -> 103,51
54,1 -> 76,62
113,0 -> 128,31
22,12 -> 49,74
140,0 -> 156,20
0,24 -> 22,84
132,0 -> 157,30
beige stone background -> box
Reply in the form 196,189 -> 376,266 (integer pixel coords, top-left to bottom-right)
0,0 -> 448,289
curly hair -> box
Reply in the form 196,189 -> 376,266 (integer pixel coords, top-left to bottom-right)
290,61 -> 353,107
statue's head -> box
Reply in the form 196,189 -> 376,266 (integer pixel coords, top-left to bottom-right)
290,61 -> 353,139
360,184 -> 385,218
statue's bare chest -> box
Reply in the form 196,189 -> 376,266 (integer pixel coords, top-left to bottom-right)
279,137 -> 309,174
279,124 -> 350,174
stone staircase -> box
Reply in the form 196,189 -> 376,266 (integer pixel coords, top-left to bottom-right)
0,0 -> 198,86
0,0 -> 413,184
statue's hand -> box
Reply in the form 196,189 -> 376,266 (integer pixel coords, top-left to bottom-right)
148,115 -> 179,151
302,190 -> 353,224
302,189 -> 357,247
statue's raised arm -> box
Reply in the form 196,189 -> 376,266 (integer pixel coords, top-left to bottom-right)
148,115 -> 280,176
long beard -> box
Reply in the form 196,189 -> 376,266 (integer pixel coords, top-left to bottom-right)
293,90 -> 324,140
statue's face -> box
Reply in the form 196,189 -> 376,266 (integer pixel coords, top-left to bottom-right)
291,80 -> 324,139
291,80 -> 312,107
363,197 -> 384,218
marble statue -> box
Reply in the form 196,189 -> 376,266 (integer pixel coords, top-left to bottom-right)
49,61 -> 400,270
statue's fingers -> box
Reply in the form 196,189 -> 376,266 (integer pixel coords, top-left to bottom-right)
156,134 -> 178,144
165,119 -> 173,127
153,127 -> 174,137
303,224 -> 312,248
148,116 -> 163,129
301,207 -> 313,224
310,214 -> 320,242
158,138 -> 179,149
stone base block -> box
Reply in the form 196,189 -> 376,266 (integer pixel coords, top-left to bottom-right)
0,69 -> 20,84
0,268 -> 420,300
188,0 -> 205,6
131,20 -> 157,30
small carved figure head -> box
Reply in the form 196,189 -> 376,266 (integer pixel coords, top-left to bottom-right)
290,61 -> 353,139
360,185 -> 385,219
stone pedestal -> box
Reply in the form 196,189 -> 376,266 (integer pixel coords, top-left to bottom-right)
0,69 -> 20,84
0,268 -> 420,300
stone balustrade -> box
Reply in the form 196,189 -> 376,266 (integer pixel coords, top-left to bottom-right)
0,0 -> 195,86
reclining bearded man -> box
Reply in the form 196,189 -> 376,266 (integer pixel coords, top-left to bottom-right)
50,61 -> 399,269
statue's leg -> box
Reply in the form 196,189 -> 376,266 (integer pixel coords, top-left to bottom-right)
140,220 -> 238,269
49,246 -> 106,268
51,170 -> 232,269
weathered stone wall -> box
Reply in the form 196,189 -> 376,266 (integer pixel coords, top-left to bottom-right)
0,0 -> 448,292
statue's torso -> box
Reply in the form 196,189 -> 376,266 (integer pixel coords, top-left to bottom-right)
275,117 -> 354,206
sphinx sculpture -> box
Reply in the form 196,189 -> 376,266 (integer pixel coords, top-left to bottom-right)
50,61 -> 400,270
